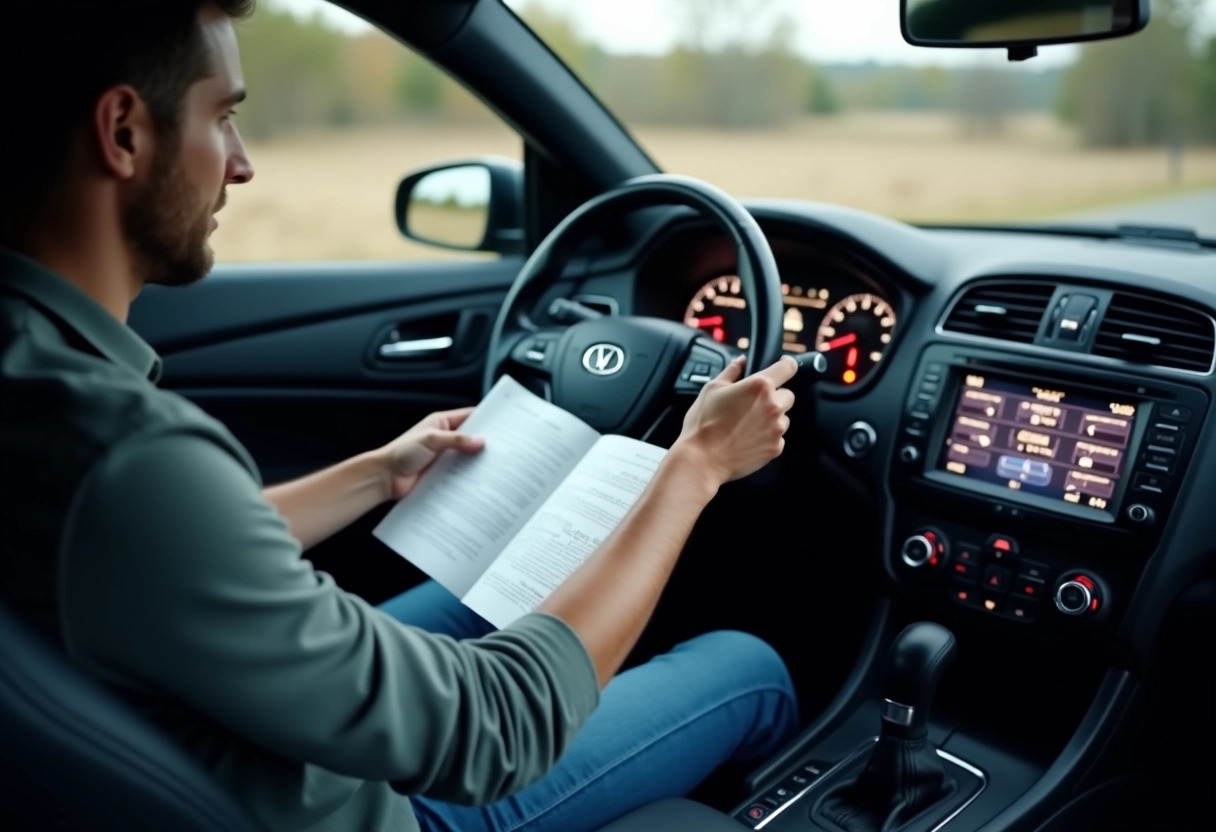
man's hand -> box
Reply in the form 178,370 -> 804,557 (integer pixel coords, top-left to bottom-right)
670,354 -> 798,488
378,407 -> 485,501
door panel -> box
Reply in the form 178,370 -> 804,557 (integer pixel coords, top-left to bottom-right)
128,258 -> 522,602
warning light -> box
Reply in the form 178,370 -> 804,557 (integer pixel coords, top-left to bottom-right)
929,555 -> 939,566
923,532 -> 937,543
956,591 -> 969,601
993,538 -> 1011,552
846,346 -> 858,369
1090,598 -> 1100,612
955,564 -> 966,574
842,369 -> 858,384
984,599 -> 997,611
989,575 -> 1001,587
712,326 -> 725,343
1024,585 -> 1036,595
1075,574 -> 1095,590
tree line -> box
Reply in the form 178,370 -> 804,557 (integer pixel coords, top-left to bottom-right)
235,0 -> 1216,147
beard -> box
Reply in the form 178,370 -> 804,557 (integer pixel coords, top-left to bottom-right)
123,139 -> 223,288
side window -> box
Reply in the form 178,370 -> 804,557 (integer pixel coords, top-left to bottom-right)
215,0 -> 520,263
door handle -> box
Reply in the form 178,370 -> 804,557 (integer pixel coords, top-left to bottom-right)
378,335 -> 453,359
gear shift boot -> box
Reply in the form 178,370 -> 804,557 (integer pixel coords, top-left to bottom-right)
808,622 -> 981,832
808,741 -> 983,832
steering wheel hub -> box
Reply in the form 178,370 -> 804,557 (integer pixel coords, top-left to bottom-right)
551,317 -> 696,433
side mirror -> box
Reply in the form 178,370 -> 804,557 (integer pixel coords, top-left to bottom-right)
901,0 -> 1150,60
395,157 -> 524,254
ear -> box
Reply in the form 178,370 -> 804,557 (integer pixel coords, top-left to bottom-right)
92,84 -> 154,181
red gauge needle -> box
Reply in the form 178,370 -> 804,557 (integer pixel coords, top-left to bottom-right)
821,332 -> 857,351
690,315 -> 724,328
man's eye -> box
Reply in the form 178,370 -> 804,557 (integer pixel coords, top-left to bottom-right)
223,110 -> 238,122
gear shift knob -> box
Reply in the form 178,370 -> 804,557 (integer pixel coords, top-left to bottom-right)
881,622 -> 955,740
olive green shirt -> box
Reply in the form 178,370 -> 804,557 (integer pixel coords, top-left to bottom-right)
0,248 -> 599,831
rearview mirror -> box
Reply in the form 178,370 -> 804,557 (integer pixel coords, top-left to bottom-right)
902,0 -> 1150,60
395,158 -> 524,254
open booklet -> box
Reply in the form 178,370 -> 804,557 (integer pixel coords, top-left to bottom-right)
373,375 -> 667,629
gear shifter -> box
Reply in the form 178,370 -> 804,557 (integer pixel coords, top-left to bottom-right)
814,622 -> 958,832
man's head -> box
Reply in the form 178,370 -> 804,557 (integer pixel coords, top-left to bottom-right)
1,1 -> 257,288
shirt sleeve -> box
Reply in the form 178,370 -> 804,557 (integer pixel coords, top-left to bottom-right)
58,431 -> 599,805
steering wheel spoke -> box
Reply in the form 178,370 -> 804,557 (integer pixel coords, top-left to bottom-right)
505,327 -> 565,378
673,338 -> 738,396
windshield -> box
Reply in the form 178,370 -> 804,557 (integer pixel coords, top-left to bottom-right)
509,0 -> 1216,237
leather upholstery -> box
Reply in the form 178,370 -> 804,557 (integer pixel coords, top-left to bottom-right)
0,599 -> 265,831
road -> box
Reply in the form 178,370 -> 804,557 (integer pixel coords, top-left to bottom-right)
1060,189 -> 1216,238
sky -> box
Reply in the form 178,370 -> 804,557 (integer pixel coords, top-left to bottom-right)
277,0 -> 1215,68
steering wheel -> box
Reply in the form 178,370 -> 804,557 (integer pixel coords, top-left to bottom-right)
483,173 -> 784,438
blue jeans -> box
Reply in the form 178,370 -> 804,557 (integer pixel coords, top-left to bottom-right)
377,581 -> 799,832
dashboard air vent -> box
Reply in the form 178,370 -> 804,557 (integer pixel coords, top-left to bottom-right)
942,282 -> 1056,344
1092,293 -> 1215,373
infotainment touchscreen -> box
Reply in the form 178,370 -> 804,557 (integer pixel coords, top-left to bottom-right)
936,373 -> 1139,512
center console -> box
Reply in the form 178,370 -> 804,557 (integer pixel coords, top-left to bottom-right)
885,343 -> 1207,635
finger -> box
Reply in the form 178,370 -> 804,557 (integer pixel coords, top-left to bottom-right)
754,354 -> 799,386
715,355 -> 746,384
773,387 -> 795,413
421,430 -> 485,453
435,406 -> 477,430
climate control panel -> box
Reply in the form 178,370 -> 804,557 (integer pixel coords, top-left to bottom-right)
893,524 -> 1110,627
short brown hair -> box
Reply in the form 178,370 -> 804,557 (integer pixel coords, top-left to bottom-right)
1,1 -> 256,233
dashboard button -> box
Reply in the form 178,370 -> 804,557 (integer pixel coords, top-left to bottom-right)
908,409 -> 932,421
1148,429 -> 1184,449
951,585 -> 983,609
1144,449 -> 1175,473
1158,405 -> 1191,423
1133,472 -> 1167,494
1013,575 -> 1046,599
951,560 -> 978,582
920,380 -> 940,394
982,565 -> 1012,593
844,422 -> 877,458
741,804 -> 770,825
1004,597 -> 1041,622
956,543 -> 982,564
1017,560 -> 1052,582
1126,503 -> 1156,525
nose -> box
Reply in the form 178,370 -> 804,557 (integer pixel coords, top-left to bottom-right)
225,123 -> 254,185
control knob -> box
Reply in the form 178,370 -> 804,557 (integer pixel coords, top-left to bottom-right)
900,528 -> 948,570
1054,572 -> 1104,618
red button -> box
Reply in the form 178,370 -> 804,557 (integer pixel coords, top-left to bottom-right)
1013,576 -> 1045,598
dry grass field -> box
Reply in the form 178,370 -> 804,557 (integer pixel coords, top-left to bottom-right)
210,112 -> 1216,263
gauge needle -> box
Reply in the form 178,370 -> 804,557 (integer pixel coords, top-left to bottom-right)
690,315 -> 725,328
821,332 -> 857,351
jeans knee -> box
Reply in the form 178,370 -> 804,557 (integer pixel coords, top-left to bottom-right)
679,630 -> 795,700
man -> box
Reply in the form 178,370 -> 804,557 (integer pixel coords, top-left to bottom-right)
0,2 -> 800,831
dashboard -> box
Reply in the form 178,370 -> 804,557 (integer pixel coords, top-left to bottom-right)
681,274 -> 896,386
593,200 -> 1216,673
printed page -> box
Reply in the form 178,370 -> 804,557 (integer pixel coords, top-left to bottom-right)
373,375 -> 601,598
462,434 -> 667,628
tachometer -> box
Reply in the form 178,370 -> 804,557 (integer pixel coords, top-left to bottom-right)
814,293 -> 896,385
683,275 -> 747,346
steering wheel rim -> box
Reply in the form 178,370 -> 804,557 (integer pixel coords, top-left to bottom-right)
483,173 -> 784,434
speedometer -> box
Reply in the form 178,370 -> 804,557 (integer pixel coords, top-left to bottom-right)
683,275 -> 747,346
814,293 -> 896,385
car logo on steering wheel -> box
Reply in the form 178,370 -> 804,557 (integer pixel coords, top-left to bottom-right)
582,343 -> 625,376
